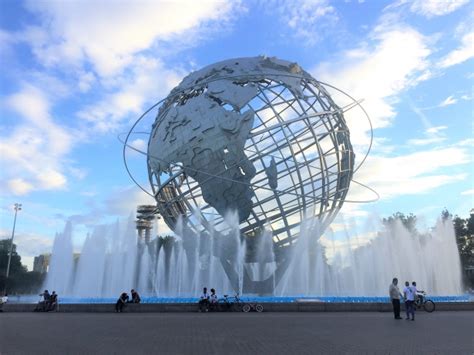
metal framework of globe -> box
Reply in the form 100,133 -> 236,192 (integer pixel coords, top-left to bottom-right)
140,57 -> 357,292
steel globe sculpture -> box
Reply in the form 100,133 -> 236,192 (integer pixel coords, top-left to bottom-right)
142,56 -> 357,293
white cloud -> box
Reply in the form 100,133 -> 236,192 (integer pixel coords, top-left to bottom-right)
406,136 -> 446,146
37,169 -> 68,190
410,0 -> 469,18
348,147 -> 470,200
22,0 -> 240,77
77,57 -> 182,132
306,12 -> 472,203
78,71 -> 96,93
64,184 -> 172,235
313,25 -> 431,147
426,125 -> 448,134
275,0 -> 338,45
104,185 -> 156,216
4,1 -> 243,136
7,178 -> 34,195
461,189 -> 474,196
439,31 -> 474,68
10,1 -> 240,134
438,95 -> 458,107
407,125 -> 447,146
0,85 -> 75,195
458,138 -> 474,146
128,138 -> 148,158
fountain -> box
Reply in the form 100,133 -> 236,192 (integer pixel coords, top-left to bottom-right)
43,213 -> 464,299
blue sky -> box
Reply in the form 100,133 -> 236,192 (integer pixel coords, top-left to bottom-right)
0,0 -> 473,269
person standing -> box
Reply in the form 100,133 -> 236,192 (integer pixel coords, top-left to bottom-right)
389,278 -> 403,319
403,281 -> 415,321
403,281 -> 410,319
410,281 -> 418,317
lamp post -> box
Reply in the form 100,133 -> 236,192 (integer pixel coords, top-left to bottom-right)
5,203 -> 22,280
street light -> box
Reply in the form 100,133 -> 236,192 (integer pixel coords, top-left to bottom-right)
5,203 -> 22,280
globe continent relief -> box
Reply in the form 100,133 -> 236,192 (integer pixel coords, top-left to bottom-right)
148,56 -> 354,247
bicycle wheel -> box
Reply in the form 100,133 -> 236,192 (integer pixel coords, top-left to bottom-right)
242,304 -> 251,313
255,304 -> 264,313
423,300 -> 435,313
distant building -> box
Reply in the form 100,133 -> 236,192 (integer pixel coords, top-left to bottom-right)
33,254 -> 51,274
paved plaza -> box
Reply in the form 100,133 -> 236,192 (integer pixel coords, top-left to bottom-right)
1,311 -> 473,354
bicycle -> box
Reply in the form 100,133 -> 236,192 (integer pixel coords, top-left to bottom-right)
414,291 -> 435,313
242,302 -> 264,313
218,293 -> 245,312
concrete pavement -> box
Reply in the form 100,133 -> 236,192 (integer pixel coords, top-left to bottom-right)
1,312 -> 473,354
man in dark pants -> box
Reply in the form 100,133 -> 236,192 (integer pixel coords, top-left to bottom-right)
389,278 -> 403,319
115,292 -> 129,313
198,287 -> 209,312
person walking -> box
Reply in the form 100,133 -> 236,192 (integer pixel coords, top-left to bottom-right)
389,278 -> 403,319
403,281 -> 415,321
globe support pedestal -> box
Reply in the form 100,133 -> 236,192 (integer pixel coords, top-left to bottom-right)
219,251 -> 291,295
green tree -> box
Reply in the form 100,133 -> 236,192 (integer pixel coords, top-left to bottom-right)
0,239 -> 27,276
0,239 -> 45,294
382,212 -> 418,235
450,210 -> 474,289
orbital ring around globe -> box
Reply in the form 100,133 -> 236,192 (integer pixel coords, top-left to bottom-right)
121,56 -> 381,251
120,72 -> 379,208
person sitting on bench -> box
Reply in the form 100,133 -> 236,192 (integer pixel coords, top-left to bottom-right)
209,288 -> 218,311
35,290 -> 50,312
47,291 -> 58,311
0,293 -> 8,312
115,292 -> 129,313
198,287 -> 210,312
130,289 -> 141,304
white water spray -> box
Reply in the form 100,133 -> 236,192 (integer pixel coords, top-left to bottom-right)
44,214 -> 463,297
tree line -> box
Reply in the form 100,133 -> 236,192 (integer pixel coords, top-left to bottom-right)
0,239 -> 45,294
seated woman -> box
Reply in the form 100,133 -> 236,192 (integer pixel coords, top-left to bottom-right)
209,289 -> 218,311
130,289 -> 141,304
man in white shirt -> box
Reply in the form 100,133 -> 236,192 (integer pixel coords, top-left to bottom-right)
209,288 -> 218,311
389,278 -> 403,319
199,287 -> 210,312
403,281 -> 415,321
0,293 -> 7,312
